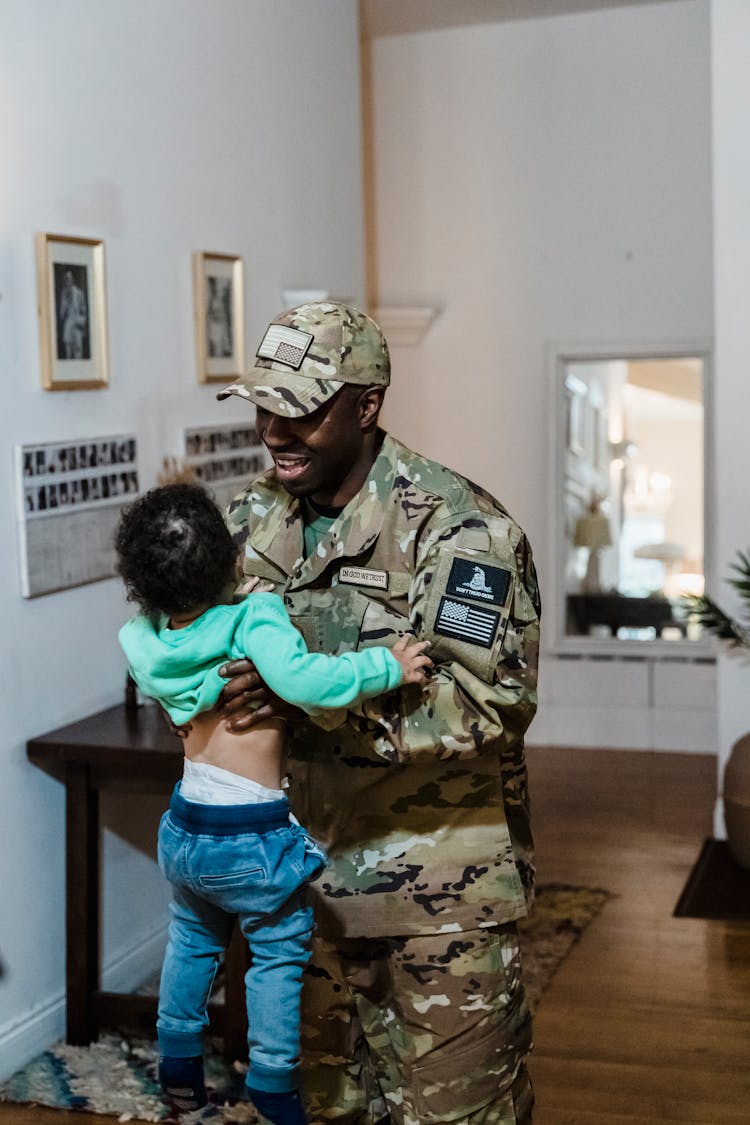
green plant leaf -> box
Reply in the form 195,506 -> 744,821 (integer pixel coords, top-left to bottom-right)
684,595 -> 750,648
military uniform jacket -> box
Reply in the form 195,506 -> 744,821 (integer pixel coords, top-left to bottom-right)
226,433 -> 541,938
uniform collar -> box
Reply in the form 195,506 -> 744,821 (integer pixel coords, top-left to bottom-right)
249,432 -> 399,585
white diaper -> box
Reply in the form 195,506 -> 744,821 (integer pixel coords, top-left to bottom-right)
180,758 -> 286,805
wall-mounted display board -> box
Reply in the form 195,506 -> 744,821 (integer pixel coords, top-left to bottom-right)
16,434 -> 139,597
183,422 -> 268,511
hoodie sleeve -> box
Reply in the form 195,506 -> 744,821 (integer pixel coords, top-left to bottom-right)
233,594 -> 403,712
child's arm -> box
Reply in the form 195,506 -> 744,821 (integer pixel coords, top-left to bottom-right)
235,594 -> 432,713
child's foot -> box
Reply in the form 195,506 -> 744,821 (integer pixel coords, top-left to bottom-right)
246,1085 -> 307,1125
158,1054 -> 207,1111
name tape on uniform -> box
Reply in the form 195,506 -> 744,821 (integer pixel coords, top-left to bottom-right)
338,566 -> 388,590
434,596 -> 500,649
256,324 -> 313,370
446,558 -> 511,606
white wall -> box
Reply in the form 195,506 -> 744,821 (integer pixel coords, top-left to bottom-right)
629,412 -> 704,568
367,0 -> 715,751
711,0 -> 750,833
0,0 -> 364,1078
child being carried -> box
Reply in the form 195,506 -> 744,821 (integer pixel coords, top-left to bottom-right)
115,483 -> 432,1125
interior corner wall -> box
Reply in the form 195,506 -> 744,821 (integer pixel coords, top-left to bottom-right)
711,0 -> 750,830
0,0 -> 364,1078
367,0 -> 715,752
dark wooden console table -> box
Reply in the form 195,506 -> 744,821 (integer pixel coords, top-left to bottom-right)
27,703 -> 249,1060
566,592 -> 687,637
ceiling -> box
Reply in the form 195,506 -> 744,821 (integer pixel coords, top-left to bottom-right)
360,0 -> 677,39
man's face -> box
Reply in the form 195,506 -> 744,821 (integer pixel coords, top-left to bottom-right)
255,386 -> 378,507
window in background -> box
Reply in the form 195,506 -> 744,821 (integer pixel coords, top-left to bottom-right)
560,355 -> 705,644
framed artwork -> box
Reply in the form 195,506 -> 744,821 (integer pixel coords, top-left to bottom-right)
193,252 -> 245,383
35,233 -> 110,390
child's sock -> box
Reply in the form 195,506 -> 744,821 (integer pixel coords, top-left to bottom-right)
246,1086 -> 307,1125
158,1054 -> 207,1111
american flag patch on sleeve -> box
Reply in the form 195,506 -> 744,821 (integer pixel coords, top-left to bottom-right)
434,596 -> 500,648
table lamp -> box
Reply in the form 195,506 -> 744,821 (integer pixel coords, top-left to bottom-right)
573,502 -> 612,594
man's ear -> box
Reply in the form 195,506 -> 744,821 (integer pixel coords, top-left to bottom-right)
358,386 -> 385,431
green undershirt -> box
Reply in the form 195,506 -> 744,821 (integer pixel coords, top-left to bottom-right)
303,499 -> 342,558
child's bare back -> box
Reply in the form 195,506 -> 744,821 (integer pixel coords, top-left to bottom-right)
182,709 -> 286,792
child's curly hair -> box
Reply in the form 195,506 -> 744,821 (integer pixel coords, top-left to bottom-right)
114,483 -> 237,618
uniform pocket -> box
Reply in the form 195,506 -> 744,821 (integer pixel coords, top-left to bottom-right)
358,595 -> 412,651
410,928 -> 532,1121
286,587 -> 369,656
412,1026 -> 512,1120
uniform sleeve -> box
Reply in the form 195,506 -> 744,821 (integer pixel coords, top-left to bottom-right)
348,513 -> 540,765
236,594 -> 403,713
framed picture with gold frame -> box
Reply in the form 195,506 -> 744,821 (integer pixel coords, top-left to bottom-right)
193,251 -> 245,384
35,233 -> 110,390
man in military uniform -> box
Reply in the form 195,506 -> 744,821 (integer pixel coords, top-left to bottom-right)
216,303 -> 540,1125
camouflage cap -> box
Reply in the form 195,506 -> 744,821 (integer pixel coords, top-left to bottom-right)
217,301 -> 390,418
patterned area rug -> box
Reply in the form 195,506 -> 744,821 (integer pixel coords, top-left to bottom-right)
0,883 -> 610,1123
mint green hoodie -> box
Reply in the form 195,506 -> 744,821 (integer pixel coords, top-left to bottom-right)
119,592 -> 403,726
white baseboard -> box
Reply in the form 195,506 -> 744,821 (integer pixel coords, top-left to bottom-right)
0,988 -> 66,1085
101,921 -> 167,994
0,923 -> 167,1084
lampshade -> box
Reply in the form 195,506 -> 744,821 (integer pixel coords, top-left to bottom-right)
633,541 -> 685,563
573,512 -> 612,551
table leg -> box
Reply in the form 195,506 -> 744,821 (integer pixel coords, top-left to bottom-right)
65,762 -> 100,1044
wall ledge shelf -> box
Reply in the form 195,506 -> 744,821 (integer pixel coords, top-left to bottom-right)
371,305 -> 438,347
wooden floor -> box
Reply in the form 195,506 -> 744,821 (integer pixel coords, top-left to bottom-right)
2,746 -> 749,1124
528,746 -> 750,1125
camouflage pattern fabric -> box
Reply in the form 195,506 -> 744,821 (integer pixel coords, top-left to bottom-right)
217,303 -> 390,418
226,432 -> 540,939
300,926 -> 534,1124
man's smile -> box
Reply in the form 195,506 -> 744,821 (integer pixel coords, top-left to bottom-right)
272,453 -> 312,482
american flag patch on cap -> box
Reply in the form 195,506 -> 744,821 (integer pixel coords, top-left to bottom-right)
256,324 -> 314,370
434,596 -> 500,648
